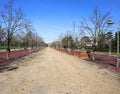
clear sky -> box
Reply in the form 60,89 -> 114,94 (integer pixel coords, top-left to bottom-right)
0,0 -> 120,43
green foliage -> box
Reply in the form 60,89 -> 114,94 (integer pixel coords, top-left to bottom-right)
0,46 -> 25,50
62,35 -> 75,49
0,46 -> 6,50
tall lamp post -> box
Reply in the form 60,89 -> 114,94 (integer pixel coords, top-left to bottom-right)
107,19 -> 114,56
68,40 -> 71,53
117,27 -> 120,68
107,19 -> 120,68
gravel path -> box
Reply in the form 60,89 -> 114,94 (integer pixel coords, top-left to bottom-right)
0,47 -> 120,94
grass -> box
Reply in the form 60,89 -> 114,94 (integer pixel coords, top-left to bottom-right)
0,46 -> 24,50
95,51 -> 119,56
74,48 -> 119,56
0,46 -> 6,50
74,48 -> 91,51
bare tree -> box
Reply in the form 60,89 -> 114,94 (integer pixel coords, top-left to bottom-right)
0,0 -> 24,59
23,19 -> 34,49
80,7 -> 110,51
80,7 -> 111,60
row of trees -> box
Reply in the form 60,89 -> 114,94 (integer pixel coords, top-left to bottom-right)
0,0 -> 47,51
51,7 -> 120,53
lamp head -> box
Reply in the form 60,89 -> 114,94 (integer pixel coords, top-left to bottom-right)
107,19 -> 114,25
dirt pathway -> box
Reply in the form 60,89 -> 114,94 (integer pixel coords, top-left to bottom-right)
0,47 -> 120,94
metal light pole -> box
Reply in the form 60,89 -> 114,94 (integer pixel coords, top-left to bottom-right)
117,27 -> 120,68
107,19 -> 114,56
108,38 -> 112,55
68,40 -> 71,53
60,40 -> 62,49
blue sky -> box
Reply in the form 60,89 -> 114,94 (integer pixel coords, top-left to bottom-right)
0,0 -> 120,43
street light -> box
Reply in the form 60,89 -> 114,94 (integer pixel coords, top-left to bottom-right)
107,19 -> 114,24
107,19 -> 119,68
107,19 -> 114,56
68,40 -> 71,53
60,40 -> 62,49
117,26 -> 120,68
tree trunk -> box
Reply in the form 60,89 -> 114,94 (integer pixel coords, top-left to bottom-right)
6,30 -> 11,60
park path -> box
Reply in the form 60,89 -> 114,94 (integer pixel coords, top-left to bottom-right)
0,47 -> 120,94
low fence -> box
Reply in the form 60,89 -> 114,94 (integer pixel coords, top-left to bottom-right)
55,48 -> 120,71
0,49 -> 40,67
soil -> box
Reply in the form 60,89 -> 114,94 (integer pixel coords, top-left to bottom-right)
0,47 -> 120,94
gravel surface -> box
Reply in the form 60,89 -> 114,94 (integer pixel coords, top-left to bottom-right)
0,47 -> 120,94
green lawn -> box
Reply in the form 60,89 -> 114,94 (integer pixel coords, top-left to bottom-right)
0,46 -> 6,50
0,46 -> 24,50
74,48 -> 119,56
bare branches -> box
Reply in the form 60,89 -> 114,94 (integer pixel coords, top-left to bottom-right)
0,0 -> 25,33
0,0 -> 25,56
80,7 -> 111,46
0,0 -> 46,59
